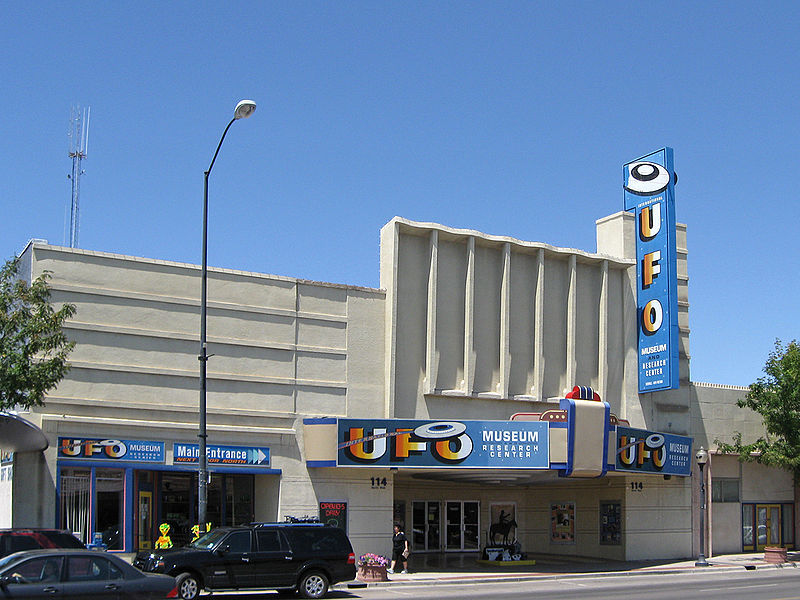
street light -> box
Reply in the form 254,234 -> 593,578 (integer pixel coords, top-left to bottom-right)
199,100 -> 256,527
695,446 -> 710,566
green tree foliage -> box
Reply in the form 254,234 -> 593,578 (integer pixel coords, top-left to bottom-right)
0,257 -> 76,411
716,339 -> 800,481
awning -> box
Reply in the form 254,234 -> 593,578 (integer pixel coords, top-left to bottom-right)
0,412 -> 49,452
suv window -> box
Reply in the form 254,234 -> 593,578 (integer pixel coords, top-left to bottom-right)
256,530 -> 281,552
283,528 -> 348,555
223,531 -> 251,553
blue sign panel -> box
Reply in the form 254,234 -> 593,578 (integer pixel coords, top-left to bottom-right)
337,419 -> 549,469
623,147 -> 680,392
58,438 -> 165,463
173,443 -> 270,467
614,426 -> 692,476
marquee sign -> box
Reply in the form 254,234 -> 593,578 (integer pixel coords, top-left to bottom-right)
58,438 -> 165,463
623,147 -> 680,393
614,426 -> 692,476
337,419 -> 549,469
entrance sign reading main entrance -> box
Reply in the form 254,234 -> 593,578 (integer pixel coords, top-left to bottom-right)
173,443 -> 270,467
337,419 -> 549,468
623,147 -> 680,393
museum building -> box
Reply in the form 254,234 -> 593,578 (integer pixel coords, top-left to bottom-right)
1,153 -> 795,561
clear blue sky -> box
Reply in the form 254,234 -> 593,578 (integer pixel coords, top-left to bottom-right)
2,2 -> 798,388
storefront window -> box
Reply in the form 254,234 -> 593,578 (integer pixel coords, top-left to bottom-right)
96,470 -> 124,550
60,468 -> 91,544
711,479 -> 740,503
742,504 -> 754,550
224,475 -> 254,526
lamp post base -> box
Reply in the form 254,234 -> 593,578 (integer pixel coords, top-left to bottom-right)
695,555 -> 710,567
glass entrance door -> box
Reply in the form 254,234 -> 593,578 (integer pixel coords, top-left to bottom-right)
412,501 -> 441,552
445,501 -> 479,551
756,504 -> 782,550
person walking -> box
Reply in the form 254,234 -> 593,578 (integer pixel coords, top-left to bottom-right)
388,523 -> 409,574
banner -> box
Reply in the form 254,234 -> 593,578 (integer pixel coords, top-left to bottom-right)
336,419 -> 549,468
614,426 -> 692,476
623,148 -> 680,393
58,438 -> 164,463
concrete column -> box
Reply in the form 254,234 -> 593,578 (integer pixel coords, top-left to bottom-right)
424,230 -> 439,395
566,254 -> 577,388
499,243 -> 511,398
463,237 -> 475,394
599,260 -> 609,402
533,249 -> 545,399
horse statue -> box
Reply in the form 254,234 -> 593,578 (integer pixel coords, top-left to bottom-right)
489,518 -> 518,545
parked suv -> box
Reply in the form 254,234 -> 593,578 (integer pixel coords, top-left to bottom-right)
0,529 -> 85,559
133,520 -> 356,600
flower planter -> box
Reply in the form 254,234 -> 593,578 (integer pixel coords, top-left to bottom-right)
357,564 -> 389,581
764,546 -> 788,564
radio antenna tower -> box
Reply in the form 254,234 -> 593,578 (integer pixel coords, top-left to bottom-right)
67,106 -> 90,248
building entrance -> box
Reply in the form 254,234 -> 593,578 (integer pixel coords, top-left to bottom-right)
445,501 -> 479,551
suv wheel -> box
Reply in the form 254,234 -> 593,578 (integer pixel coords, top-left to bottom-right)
175,572 -> 201,600
298,571 -> 329,599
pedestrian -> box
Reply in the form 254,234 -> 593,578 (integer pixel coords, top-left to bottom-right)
388,523 -> 409,574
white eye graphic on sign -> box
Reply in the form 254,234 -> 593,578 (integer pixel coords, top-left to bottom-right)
413,421 -> 467,439
625,162 -> 670,195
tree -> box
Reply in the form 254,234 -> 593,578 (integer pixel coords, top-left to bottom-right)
716,339 -> 800,481
0,257 -> 76,411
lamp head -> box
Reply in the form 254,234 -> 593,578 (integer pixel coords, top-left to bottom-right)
234,100 -> 257,120
695,446 -> 709,466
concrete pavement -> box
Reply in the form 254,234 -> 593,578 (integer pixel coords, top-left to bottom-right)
344,551 -> 800,589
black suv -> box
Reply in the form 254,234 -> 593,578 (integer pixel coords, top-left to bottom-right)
0,529 -> 85,559
133,521 -> 356,599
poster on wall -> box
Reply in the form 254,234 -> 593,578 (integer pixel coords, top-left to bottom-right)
623,147 -> 680,393
488,503 -> 517,545
599,502 -> 621,545
550,502 -> 575,543
319,500 -> 347,533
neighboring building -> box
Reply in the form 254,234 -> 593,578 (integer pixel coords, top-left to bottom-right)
1,210 -> 795,560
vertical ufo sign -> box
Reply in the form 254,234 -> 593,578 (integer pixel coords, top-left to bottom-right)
623,148 -> 680,393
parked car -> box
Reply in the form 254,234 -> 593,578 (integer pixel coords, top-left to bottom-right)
0,529 -> 85,558
134,521 -> 356,600
0,548 -> 178,599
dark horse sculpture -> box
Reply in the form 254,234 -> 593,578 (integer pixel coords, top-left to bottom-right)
489,519 -> 518,545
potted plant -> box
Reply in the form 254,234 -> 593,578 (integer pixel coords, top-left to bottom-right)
764,546 -> 788,563
357,553 -> 390,581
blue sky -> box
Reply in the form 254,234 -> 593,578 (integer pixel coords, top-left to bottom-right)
2,1 -> 798,387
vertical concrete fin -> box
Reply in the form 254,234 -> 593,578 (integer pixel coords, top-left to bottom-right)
499,242 -> 511,398
424,230 -> 439,395
463,236 -> 476,394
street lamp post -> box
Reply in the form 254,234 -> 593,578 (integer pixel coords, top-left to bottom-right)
695,446 -> 710,566
199,100 -> 256,528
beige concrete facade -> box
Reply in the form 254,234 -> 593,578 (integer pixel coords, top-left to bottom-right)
3,211 -> 795,562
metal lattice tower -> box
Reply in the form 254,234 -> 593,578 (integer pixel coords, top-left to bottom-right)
67,106 -> 90,248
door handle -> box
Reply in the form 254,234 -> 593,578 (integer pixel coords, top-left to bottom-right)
42,586 -> 58,594
105,583 -> 119,590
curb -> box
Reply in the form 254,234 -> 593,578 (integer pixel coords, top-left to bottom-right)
339,561 -> 797,590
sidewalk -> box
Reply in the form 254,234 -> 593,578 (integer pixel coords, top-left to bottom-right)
344,551 -> 800,589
